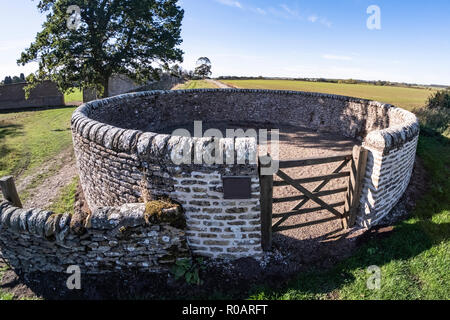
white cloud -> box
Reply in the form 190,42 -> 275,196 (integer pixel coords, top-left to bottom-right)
306,15 -> 332,27
308,15 -> 318,23
320,18 -> 332,28
254,7 -> 266,15
215,0 -> 243,9
280,4 -> 298,17
212,1 -> 332,28
322,54 -> 353,61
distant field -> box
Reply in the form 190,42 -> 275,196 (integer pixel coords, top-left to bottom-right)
173,80 -> 218,90
222,79 -> 436,111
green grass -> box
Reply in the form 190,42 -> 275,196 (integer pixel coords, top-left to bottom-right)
0,265 -> 13,300
0,106 -> 76,178
47,176 -> 79,214
173,80 -> 219,90
64,88 -> 83,104
0,292 -> 14,300
223,79 -> 436,111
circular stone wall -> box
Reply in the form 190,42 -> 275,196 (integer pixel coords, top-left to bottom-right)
72,89 -> 419,257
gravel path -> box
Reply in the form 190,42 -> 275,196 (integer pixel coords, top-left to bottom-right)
206,79 -> 233,88
271,125 -> 359,249
14,148 -> 78,210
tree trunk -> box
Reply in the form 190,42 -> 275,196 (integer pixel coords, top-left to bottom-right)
101,76 -> 110,98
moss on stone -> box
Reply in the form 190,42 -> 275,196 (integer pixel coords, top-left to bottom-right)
70,209 -> 89,235
45,213 -> 63,238
144,199 -> 186,229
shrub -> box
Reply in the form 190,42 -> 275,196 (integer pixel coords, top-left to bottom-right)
414,106 -> 450,138
427,90 -> 450,109
170,258 -> 206,286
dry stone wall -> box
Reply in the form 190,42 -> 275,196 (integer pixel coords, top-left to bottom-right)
359,133 -> 419,226
0,201 -> 189,274
72,89 -> 419,246
173,172 -> 262,258
0,89 -> 419,274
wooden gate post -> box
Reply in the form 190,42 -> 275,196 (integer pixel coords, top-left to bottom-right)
344,146 -> 368,228
259,156 -> 273,251
0,176 -> 23,208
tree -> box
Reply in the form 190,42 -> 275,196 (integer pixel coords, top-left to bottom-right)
194,57 -> 212,79
168,64 -> 183,78
18,0 -> 184,98
4,76 -> 12,85
20,73 -> 26,82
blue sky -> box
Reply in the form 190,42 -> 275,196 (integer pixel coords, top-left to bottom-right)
1,0 -> 449,85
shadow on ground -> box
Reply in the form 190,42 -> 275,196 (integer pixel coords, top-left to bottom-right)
1,219 -> 447,300
0,123 -> 23,140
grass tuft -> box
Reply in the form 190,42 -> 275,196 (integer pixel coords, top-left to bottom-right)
47,177 -> 79,215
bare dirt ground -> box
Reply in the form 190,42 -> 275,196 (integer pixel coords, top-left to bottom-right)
15,147 -> 77,209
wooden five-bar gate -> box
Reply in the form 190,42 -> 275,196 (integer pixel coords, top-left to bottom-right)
259,146 -> 368,251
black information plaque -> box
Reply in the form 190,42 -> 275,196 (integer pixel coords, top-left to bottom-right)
222,176 -> 252,200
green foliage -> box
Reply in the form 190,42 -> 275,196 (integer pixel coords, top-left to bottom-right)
171,258 -> 206,286
2,75 -> 27,85
426,89 -> 450,109
0,293 -> 14,300
1,74 -> 27,85
18,0 -> 184,97
3,76 -> 12,85
338,79 -> 358,84
414,107 -> 450,138
167,64 -> 189,79
194,57 -> 212,79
